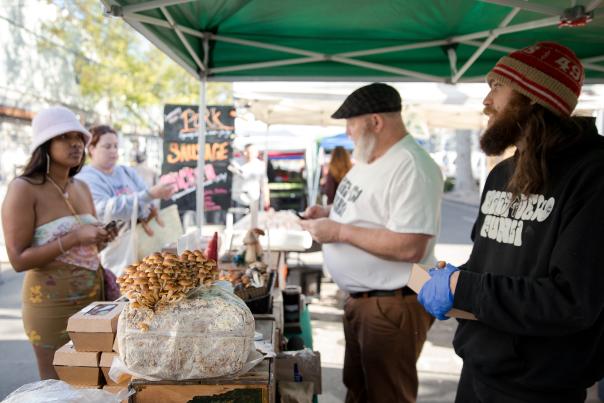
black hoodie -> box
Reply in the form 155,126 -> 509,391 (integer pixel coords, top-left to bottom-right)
453,117 -> 604,402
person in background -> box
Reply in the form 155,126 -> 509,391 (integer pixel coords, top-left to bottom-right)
76,125 -> 174,235
418,42 -> 604,403
322,146 -> 352,204
1,106 -> 116,379
266,158 -> 276,183
300,83 -> 443,403
230,143 -> 271,212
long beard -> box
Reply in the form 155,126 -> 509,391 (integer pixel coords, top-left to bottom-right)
353,129 -> 377,163
480,98 -> 530,156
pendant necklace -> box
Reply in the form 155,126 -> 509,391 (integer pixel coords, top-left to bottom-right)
46,175 -> 70,200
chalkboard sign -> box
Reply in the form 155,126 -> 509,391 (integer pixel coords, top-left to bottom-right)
160,104 -> 235,224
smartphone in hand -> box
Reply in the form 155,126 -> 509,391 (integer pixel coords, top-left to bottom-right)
295,211 -> 307,220
103,220 -> 117,231
104,220 -> 125,232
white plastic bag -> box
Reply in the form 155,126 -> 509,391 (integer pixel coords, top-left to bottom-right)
1,379 -> 131,403
99,195 -> 138,276
135,204 -> 183,260
116,284 -> 257,380
109,347 -> 266,383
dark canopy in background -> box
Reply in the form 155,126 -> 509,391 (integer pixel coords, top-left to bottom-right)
101,0 -> 604,83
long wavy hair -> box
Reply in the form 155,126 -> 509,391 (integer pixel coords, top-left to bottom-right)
20,140 -> 85,184
329,146 -> 352,183
504,96 -> 584,196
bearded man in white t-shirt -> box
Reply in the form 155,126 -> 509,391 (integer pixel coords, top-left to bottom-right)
300,83 -> 443,403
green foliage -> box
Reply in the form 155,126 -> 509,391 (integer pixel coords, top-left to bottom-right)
38,0 -> 232,131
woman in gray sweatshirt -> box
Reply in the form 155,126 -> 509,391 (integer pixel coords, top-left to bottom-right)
76,125 -> 174,228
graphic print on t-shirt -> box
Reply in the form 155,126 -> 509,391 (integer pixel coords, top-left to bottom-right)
479,190 -> 555,246
113,185 -> 132,197
333,177 -> 363,216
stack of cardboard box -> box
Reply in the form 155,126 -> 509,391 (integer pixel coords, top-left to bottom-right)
53,342 -> 102,387
53,301 -> 131,393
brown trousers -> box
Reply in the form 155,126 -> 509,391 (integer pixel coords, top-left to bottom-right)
343,294 -> 434,403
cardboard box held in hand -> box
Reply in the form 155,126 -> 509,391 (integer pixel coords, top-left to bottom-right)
67,301 -> 126,352
407,264 -> 476,320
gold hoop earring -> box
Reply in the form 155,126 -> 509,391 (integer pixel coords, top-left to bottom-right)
46,153 -> 50,174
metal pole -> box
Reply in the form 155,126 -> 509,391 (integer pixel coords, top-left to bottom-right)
313,146 -> 325,207
263,122 -> 270,213
451,7 -> 520,83
196,79 -> 207,232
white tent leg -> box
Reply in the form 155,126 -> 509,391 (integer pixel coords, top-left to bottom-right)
306,140 -> 317,208
196,78 -> 207,231
311,146 -> 325,207
263,123 -> 270,213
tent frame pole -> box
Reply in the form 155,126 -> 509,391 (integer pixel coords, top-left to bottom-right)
452,7 -> 520,83
479,0 -> 601,15
587,0 -> 603,11
585,55 -> 604,63
160,6 -> 206,73
329,56 -> 445,82
196,37 -> 210,231
212,57 -> 325,74
477,0 -> 561,15
196,78 -> 207,231
122,0 -> 195,14
462,40 -> 604,74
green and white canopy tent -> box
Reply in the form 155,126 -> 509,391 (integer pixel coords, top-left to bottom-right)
100,0 -> 604,223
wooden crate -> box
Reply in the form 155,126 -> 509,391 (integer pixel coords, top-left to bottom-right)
130,382 -> 269,402
129,359 -> 272,403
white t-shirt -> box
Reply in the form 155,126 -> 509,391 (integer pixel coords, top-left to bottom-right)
323,135 -> 443,292
231,158 -> 267,206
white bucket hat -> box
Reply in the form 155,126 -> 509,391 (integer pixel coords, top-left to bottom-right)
31,106 -> 92,152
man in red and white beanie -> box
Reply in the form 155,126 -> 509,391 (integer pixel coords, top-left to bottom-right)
418,42 -> 604,403
486,41 -> 583,116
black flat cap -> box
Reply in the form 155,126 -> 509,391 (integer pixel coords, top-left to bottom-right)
331,83 -> 402,119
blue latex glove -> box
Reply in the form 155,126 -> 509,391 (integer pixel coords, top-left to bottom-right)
418,263 -> 459,320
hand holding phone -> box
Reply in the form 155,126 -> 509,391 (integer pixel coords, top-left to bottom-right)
103,220 -> 118,231
103,220 -> 125,232
100,220 -> 122,244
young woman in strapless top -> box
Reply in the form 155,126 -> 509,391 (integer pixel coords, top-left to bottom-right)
1,106 -> 117,380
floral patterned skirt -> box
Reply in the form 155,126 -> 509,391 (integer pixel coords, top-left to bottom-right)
21,265 -> 102,350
